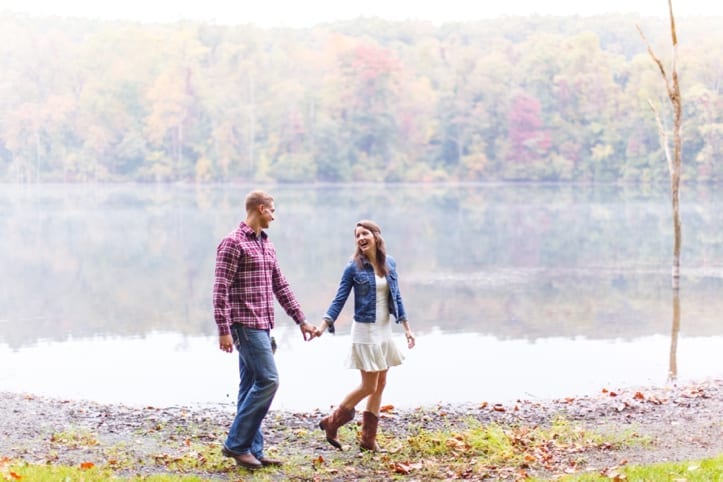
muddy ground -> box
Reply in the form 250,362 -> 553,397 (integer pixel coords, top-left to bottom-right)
1,378 -> 721,479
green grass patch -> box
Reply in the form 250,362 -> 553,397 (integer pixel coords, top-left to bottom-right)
553,453 -> 723,481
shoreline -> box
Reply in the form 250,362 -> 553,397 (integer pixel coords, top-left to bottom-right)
2,378 -> 721,478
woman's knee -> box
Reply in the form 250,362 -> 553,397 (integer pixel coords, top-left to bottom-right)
359,381 -> 377,396
374,377 -> 386,393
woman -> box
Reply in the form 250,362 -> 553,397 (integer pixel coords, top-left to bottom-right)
316,220 -> 415,451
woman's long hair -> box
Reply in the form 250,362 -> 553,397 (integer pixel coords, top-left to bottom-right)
353,220 -> 388,276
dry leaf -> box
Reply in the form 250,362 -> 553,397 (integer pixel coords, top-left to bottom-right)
80,462 -> 95,470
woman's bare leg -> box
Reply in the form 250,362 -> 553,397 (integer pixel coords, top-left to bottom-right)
364,369 -> 387,415
339,370 -> 380,409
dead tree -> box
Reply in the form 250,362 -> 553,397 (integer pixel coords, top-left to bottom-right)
637,0 -> 682,289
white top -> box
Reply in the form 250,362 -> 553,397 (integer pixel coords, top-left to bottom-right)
350,275 -> 391,344
347,274 -> 404,371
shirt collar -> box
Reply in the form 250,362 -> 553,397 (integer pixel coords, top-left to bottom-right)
239,222 -> 267,240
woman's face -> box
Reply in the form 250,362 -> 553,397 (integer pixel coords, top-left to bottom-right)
355,226 -> 376,255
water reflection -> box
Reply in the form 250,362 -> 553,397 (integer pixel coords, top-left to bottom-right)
1,183 -> 722,408
669,289 -> 681,382
1,330 -> 720,410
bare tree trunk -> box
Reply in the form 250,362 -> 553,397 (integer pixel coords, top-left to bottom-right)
637,0 -> 682,289
668,289 -> 680,382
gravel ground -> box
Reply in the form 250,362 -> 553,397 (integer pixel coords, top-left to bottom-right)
1,378 -> 721,479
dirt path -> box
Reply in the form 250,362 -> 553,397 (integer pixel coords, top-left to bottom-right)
1,379 -> 721,479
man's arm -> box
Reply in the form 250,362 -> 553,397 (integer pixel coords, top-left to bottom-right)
269,251 -> 319,340
213,238 -> 240,343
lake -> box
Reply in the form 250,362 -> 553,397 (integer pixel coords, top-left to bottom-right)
1,182 -> 721,411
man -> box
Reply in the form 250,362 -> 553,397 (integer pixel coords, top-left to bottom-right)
213,190 -> 317,470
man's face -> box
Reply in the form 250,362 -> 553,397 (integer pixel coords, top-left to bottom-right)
259,202 -> 275,229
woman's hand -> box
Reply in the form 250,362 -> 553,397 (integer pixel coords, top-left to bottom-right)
315,320 -> 329,338
405,331 -> 416,349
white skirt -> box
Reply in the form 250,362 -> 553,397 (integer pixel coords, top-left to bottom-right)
346,318 -> 405,372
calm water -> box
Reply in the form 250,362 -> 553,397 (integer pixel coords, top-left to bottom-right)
1,183 -> 722,410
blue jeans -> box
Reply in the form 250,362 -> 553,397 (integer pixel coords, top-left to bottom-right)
224,325 -> 279,459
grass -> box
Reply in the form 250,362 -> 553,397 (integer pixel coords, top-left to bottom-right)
551,454 -> 723,481
1,421 -> 720,481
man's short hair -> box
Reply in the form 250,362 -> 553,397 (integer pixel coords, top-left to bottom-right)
245,191 -> 274,213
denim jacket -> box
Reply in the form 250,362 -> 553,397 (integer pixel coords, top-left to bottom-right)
323,256 -> 407,330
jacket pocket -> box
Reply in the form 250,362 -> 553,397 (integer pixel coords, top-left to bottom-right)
353,273 -> 370,296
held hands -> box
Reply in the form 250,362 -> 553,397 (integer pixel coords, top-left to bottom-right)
312,319 -> 330,338
299,321 -> 319,341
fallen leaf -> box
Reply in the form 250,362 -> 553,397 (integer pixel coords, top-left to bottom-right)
80,462 -> 94,470
9,472 -> 23,480
392,462 -> 411,475
380,404 -> 394,413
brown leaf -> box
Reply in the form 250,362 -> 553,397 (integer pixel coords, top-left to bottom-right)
80,462 -> 94,470
445,436 -> 471,453
9,472 -> 23,480
633,392 -> 645,400
392,462 -> 411,475
380,405 -> 395,413
493,404 -> 506,412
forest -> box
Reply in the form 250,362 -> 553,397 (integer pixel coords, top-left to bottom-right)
0,12 -> 720,183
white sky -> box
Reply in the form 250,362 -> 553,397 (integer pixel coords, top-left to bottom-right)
1,0 -> 721,27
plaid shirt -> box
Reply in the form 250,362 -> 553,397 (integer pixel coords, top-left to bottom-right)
213,222 -> 305,335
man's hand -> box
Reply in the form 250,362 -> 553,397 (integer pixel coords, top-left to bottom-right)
219,334 -> 234,353
299,321 -> 318,341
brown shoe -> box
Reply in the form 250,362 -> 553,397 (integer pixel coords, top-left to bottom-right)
258,456 -> 283,467
221,447 -> 263,470
319,406 -> 356,450
360,411 -> 380,452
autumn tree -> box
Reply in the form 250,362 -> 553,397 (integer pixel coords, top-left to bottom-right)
637,0 -> 682,288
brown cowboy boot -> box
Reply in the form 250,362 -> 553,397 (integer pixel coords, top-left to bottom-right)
319,406 -> 355,450
359,411 -> 380,452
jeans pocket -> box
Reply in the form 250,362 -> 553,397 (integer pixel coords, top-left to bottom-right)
231,324 -> 249,349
